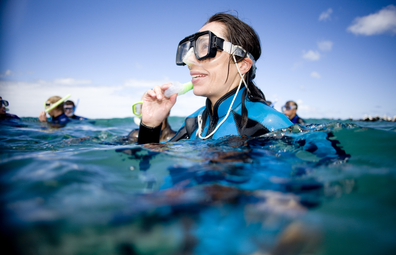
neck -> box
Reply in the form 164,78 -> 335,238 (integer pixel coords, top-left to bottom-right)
209,75 -> 243,112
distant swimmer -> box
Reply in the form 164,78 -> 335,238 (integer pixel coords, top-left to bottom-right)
39,96 -> 70,127
65,100 -> 88,120
0,96 -> 20,121
282,101 -> 306,125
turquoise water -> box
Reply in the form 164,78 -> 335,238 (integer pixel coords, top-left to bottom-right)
1,117 -> 396,255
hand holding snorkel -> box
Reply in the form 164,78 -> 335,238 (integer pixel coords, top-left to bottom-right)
132,82 -> 193,127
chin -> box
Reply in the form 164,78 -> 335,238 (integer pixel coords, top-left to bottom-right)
192,88 -> 205,97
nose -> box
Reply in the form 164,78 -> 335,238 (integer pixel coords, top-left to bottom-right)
183,47 -> 199,68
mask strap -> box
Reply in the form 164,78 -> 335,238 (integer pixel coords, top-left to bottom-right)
232,54 -> 251,94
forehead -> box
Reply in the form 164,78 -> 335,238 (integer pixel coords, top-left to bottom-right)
198,21 -> 227,40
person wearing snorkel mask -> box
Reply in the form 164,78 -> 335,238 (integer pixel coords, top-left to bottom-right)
64,100 -> 88,120
0,96 -> 20,121
39,96 -> 69,127
138,13 -> 292,144
282,101 -> 306,125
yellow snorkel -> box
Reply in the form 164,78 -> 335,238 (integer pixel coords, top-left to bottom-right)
45,94 -> 71,113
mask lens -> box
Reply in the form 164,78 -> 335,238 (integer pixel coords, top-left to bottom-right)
282,105 -> 296,112
195,34 -> 210,59
176,41 -> 191,65
1,100 -> 9,107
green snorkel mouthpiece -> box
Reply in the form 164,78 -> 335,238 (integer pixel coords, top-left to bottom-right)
45,94 -> 71,113
164,81 -> 193,98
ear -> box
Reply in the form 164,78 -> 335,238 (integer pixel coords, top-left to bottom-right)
237,57 -> 253,75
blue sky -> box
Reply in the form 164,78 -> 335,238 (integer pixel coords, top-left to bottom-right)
1,0 -> 395,119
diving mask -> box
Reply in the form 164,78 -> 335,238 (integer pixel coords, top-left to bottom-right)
64,106 -> 76,117
176,30 -> 256,78
132,101 -> 143,117
176,31 -> 251,64
1,100 -> 9,107
281,105 -> 297,112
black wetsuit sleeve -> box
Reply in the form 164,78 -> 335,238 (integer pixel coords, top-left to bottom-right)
137,123 -> 162,144
297,117 -> 306,125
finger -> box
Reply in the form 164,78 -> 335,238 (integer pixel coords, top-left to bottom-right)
152,85 -> 164,100
145,88 -> 157,98
160,82 -> 172,91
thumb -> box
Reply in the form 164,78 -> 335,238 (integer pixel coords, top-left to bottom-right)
170,93 -> 177,105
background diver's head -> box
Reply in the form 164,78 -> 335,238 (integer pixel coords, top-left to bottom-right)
282,100 -> 298,120
0,96 -> 8,115
64,100 -> 76,117
45,96 -> 64,117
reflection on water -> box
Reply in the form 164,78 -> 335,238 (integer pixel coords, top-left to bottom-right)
0,117 -> 396,255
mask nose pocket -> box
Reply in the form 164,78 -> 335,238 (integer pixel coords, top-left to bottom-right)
183,47 -> 196,66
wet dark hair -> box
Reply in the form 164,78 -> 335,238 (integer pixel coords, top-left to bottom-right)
205,12 -> 266,103
286,100 -> 298,110
65,100 -> 75,107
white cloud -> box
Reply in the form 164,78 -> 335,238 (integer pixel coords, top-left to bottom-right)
302,50 -> 321,61
347,5 -> 396,35
0,69 -> 12,77
53,78 -> 92,85
0,78 -> 205,118
319,8 -> 333,21
310,72 -> 321,79
317,40 -> 333,51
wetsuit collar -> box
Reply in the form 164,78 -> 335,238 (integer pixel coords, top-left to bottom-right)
291,114 -> 299,124
205,86 -> 246,119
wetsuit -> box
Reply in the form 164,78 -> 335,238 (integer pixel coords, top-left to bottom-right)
291,114 -> 305,125
69,115 -> 88,120
138,86 -> 292,144
0,113 -> 20,121
128,121 -> 176,143
50,113 -> 69,126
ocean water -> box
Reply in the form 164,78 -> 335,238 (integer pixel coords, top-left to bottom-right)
1,117 -> 395,255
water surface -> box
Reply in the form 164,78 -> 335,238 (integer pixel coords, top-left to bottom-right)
1,117 -> 395,255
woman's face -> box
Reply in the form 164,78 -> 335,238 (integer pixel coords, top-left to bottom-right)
186,22 -> 242,105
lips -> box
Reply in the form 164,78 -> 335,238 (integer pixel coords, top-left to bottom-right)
190,71 -> 207,80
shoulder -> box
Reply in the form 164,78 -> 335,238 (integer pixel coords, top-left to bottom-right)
244,100 -> 292,131
5,113 -> 20,119
296,115 -> 306,124
71,115 -> 88,120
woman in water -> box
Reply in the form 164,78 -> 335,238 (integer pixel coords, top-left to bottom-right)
138,13 -> 292,144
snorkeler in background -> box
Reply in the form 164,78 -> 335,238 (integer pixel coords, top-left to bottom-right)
65,100 -> 88,120
39,96 -> 69,127
282,101 -> 306,125
137,13 -> 292,144
0,96 -> 20,121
